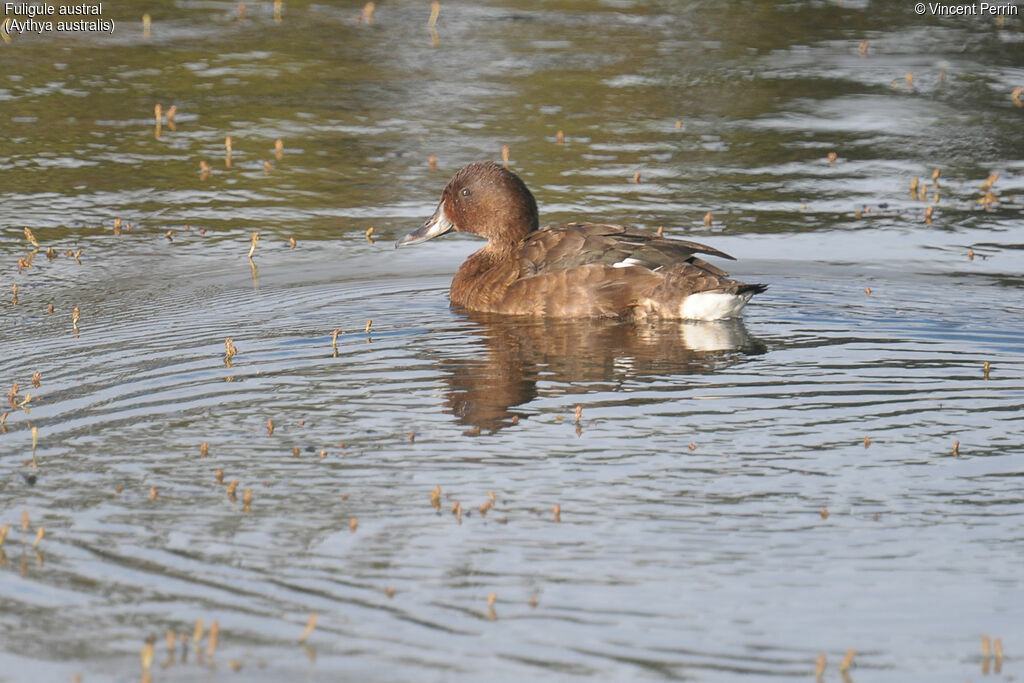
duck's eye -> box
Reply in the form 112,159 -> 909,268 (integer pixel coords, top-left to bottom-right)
460,188 -> 471,197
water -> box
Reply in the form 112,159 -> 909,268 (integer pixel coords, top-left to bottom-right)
1,1 -> 1023,681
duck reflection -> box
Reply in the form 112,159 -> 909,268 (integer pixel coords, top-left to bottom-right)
441,314 -> 765,434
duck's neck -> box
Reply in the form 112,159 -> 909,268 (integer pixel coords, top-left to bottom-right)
484,231 -> 525,257
456,239 -> 512,281
473,215 -> 535,264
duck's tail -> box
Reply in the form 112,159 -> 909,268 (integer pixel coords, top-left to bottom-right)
737,283 -> 769,297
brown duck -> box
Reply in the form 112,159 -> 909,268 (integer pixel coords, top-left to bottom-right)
397,161 -> 766,320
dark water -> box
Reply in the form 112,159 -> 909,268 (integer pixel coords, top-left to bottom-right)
2,1 -> 1023,681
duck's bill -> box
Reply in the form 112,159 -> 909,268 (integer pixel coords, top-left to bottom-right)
395,203 -> 454,248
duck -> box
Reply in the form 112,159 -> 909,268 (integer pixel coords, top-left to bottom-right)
396,161 -> 766,320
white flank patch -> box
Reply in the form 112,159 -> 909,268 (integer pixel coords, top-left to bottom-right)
612,257 -> 646,268
679,291 -> 752,321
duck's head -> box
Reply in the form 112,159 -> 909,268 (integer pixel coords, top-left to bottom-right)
397,161 -> 539,250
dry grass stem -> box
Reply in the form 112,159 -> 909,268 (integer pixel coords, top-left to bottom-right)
298,612 -> 317,643
141,638 -> 154,673
206,620 -> 219,657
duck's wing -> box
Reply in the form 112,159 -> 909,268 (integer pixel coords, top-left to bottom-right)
518,223 -> 735,278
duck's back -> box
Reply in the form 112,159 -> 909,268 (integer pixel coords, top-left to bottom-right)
451,223 -> 766,320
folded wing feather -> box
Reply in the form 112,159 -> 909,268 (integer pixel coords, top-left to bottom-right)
518,223 -> 734,278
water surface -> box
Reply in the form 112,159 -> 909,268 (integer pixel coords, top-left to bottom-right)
1,1 -> 1023,681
